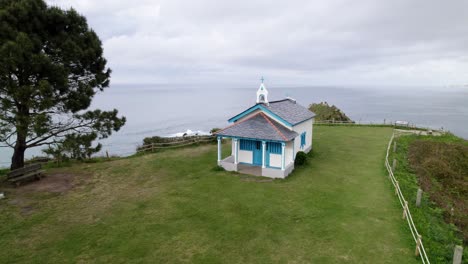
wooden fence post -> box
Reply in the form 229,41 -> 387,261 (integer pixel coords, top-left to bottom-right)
402,201 -> 408,219
393,141 -> 397,153
416,188 -> 423,207
392,159 -> 397,171
453,245 -> 463,264
151,143 -> 154,152
415,234 -> 422,256
450,207 -> 455,224
106,150 -> 109,159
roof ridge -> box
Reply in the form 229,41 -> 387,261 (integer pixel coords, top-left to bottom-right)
268,98 -> 298,104
259,112 -> 288,141
268,99 -> 289,104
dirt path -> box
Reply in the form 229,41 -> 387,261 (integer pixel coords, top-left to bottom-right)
2,172 -> 90,215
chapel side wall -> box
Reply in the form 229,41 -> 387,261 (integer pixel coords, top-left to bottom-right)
292,119 -> 313,157
285,141 -> 294,165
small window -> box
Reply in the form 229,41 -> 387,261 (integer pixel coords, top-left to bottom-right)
257,141 -> 262,149
300,132 -> 306,149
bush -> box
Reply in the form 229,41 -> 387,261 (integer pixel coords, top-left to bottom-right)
210,128 -> 221,134
295,151 -> 307,166
308,102 -> 353,122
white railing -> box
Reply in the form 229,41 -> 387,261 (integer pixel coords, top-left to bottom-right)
385,131 -> 430,264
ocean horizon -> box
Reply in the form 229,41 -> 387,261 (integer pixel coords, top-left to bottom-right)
1,84 -> 467,168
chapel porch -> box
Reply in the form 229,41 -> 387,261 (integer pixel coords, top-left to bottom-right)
218,154 -> 295,179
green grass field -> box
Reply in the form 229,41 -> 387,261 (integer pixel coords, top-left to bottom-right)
0,127 -> 419,263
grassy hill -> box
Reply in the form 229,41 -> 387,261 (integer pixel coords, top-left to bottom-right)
391,133 -> 467,262
0,127 -> 419,263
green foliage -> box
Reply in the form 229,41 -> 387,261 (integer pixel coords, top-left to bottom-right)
391,134 -> 468,261
308,102 -> 353,122
43,132 -> 102,161
138,135 -> 215,152
294,151 -> 307,166
0,168 -> 9,177
210,128 -> 221,134
211,165 -> 225,171
0,0 -> 125,169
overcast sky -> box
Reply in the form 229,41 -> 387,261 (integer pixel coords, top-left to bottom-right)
46,0 -> 468,88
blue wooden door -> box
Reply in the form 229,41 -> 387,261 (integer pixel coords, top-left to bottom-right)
252,141 -> 262,165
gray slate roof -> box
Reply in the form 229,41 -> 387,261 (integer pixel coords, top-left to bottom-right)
264,99 -> 315,125
216,112 -> 298,141
229,98 -> 315,125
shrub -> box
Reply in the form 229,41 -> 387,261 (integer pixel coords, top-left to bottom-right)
210,128 -> 221,134
295,151 -> 307,166
308,102 -> 353,122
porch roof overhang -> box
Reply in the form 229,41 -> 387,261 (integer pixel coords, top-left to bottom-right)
216,112 -> 298,142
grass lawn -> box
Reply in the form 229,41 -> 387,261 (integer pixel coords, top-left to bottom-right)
0,126 -> 419,263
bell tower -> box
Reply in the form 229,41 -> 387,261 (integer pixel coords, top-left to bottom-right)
256,77 -> 269,104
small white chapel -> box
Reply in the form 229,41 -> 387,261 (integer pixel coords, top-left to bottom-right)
215,79 -> 315,178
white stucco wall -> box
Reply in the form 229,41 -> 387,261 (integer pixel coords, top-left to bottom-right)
285,141 -> 294,165
292,118 -> 314,158
238,150 -> 253,164
269,153 -> 281,168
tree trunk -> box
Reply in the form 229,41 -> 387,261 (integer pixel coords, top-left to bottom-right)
11,133 -> 27,170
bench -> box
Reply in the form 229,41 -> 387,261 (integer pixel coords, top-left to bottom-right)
7,164 -> 45,186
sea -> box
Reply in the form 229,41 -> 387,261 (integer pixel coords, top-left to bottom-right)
1,84 -> 467,168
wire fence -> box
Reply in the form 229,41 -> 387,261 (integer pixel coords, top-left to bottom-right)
385,131 -> 430,264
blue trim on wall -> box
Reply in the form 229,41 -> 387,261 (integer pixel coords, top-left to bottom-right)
227,104 -> 293,127
220,135 -> 287,143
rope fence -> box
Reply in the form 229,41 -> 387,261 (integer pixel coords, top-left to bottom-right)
385,131 -> 430,264
136,137 -> 215,153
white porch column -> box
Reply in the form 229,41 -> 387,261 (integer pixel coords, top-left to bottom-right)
281,142 -> 286,170
262,141 -> 266,168
217,137 -> 222,162
234,138 -> 239,164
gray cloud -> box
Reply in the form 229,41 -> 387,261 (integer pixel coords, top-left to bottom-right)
47,0 -> 468,87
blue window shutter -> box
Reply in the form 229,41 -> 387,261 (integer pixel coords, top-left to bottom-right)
300,132 -> 306,149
